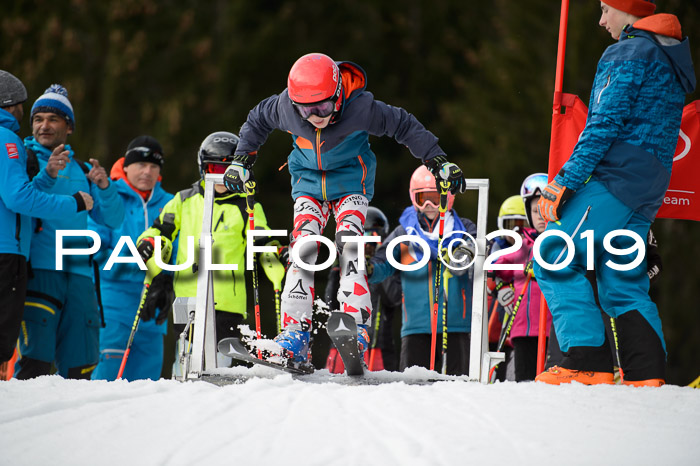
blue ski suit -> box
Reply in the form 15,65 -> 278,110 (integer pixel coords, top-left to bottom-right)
91,158 -> 173,381
17,136 -> 124,379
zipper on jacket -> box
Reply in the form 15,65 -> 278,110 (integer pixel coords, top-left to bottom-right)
316,129 -> 327,201
596,75 -> 611,104
462,289 -> 466,319
357,155 -> 367,195
315,129 -> 323,169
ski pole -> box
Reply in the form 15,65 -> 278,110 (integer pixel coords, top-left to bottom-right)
441,268 -> 452,375
117,242 -> 169,380
430,180 -> 450,371
496,275 -> 532,352
245,180 -> 263,359
486,276 -> 532,382
610,317 -> 624,382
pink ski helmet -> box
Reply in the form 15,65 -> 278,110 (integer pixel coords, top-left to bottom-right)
409,165 -> 455,211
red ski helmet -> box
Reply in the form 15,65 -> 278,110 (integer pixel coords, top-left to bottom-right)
287,53 -> 342,115
409,165 -> 455,211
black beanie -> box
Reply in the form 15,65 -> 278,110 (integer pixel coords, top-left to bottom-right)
124,135 -> 164,167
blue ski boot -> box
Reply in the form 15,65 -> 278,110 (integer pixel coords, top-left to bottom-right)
273,328 -> 310,363
357,324 -> 370,360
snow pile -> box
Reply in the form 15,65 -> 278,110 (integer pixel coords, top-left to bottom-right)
1,373 -> 698,465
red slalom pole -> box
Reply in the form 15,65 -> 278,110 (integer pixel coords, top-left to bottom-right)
245,180 -> 263,359
538,0 -> 571,376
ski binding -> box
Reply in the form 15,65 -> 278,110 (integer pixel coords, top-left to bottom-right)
217,337 -> 314,375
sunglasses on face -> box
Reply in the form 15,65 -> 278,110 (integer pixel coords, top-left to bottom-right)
292,99 -> 336,119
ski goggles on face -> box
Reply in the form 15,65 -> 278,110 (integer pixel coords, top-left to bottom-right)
414,190 -> 441,208
520,173 -> 549,198
499,217 -> 527,231
292,99 -> 336,119
206,163 -> 228,174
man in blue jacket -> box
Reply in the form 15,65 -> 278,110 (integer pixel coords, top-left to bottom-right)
0,71 -> 93,374
91,135 -> 173,381
535,0 -> 696,386
0,70 -> 93,374
15,84 -> 124,379
222,53 -> 468,365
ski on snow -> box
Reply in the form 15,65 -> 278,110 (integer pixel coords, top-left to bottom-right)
326,311 -> 364,376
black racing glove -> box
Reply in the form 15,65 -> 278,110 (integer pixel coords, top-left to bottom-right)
136,237 -> 155,263
424,155 -> 467,194
223,154 -> 256,194
140,273 -> 174,325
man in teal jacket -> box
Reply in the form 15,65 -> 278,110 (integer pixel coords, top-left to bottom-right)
91,136 -> 173,381
15,84 -> 124,379
0,72 -> 91,371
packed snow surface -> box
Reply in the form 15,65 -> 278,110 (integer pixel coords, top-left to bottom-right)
1,366 -> 698,466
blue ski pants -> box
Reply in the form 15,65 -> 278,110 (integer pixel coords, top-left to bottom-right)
91,319 -> 163,381
17,269 -> 100,377
533,180 -> 665,354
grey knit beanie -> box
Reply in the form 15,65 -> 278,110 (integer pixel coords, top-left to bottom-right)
0,70 -> 28,108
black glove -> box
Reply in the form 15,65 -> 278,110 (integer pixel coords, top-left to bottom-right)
223,154 -> 255,194
140,273 -> 174,325
223,163 -> 254,194
136,237 -> 155,263
424,155 -> 466,194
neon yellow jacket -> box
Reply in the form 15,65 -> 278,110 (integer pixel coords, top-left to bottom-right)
139,180 -> 270,317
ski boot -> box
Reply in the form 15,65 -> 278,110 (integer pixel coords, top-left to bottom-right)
273,328 -> 310,364
357,324 -> 370,361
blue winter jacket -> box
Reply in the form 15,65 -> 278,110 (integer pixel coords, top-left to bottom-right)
237,62 -> 446,202
25,136 -> 124,277
370,208 -> 477,337
557,16 -> 696,222
0,109 -> 77,258
89,158 -> 173,332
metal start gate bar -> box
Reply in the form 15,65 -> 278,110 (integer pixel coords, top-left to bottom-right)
178,174 -> 498,383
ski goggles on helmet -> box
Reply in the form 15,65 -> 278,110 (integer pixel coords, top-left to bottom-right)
520,173 -> 549,198
206,163 -> 229,174
292,98 -> 336,119
414,190 -> 441,208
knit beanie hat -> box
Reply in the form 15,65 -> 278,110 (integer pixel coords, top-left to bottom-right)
124,135 -> 164,167
31,84 -> 75,129
0,70 -> 27,107
603,0 -> 656,18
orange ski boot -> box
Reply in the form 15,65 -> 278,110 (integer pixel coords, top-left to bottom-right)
622,378 -> 665,387
536,366 -> 614,385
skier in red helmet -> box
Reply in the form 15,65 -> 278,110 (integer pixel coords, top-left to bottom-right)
223,53 -> 466,366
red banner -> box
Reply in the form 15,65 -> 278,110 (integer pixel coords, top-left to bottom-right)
657,101 -> 700,221
548,97 -> 700,222
547,92 -> 588,180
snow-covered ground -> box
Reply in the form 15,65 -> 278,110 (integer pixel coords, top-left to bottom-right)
1,367 -> 698,466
